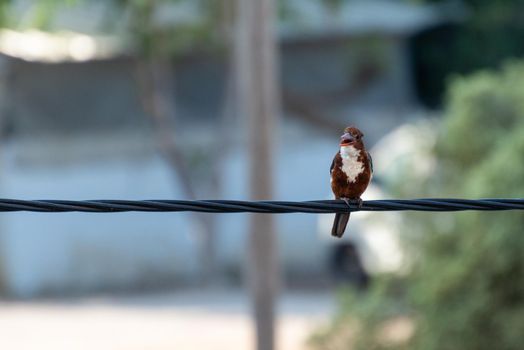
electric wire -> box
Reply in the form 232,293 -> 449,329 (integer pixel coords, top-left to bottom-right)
0,198 -> 521,213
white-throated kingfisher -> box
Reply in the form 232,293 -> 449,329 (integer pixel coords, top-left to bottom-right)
330,126 -> 372,237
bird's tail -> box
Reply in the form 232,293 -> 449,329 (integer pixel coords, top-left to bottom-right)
331,213 -> 350,238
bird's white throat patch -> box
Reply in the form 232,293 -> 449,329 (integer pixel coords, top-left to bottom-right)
340,145 -> 364,183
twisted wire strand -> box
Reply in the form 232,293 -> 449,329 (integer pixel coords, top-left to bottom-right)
0,198 -> 522,213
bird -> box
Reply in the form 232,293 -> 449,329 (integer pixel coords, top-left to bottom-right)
330,126 -> 373,238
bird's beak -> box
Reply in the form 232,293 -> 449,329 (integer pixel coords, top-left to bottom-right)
340,133 -> 354,146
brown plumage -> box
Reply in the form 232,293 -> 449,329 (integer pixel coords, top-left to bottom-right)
330,126 -> 372,238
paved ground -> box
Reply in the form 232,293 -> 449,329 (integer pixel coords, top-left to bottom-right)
0,289 -> 336,350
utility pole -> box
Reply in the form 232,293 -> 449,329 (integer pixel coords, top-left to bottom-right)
235,0 -> 280,349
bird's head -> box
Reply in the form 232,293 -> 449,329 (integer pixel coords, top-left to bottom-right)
340,126 -> 365,148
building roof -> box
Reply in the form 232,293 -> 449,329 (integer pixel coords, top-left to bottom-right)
281,0 -> 451,40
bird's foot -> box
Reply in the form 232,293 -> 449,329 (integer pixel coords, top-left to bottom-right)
340,197 -> 363,209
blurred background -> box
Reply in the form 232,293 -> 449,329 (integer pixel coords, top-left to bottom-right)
0,0 -> 523,349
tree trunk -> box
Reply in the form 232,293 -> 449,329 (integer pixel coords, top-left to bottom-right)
235,0 -> 280,349
134,58 -> 217,286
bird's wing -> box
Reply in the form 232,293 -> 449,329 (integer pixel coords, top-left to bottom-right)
367,152 -> 373,174
330,153 -> 337,175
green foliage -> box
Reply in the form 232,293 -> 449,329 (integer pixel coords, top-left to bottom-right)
0,0 -> 225,58
23,0 -> 79,30
0,0 -> 81,29
412,0 -> 524,107
312,61 -> 524,350
115,0 -> 225,58
0,0 -> 11,27
438,61 -> 524,183
310,278 -> 411,350
410,126 -> 524,350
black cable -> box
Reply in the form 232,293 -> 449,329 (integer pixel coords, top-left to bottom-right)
0,198 -> 522,213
